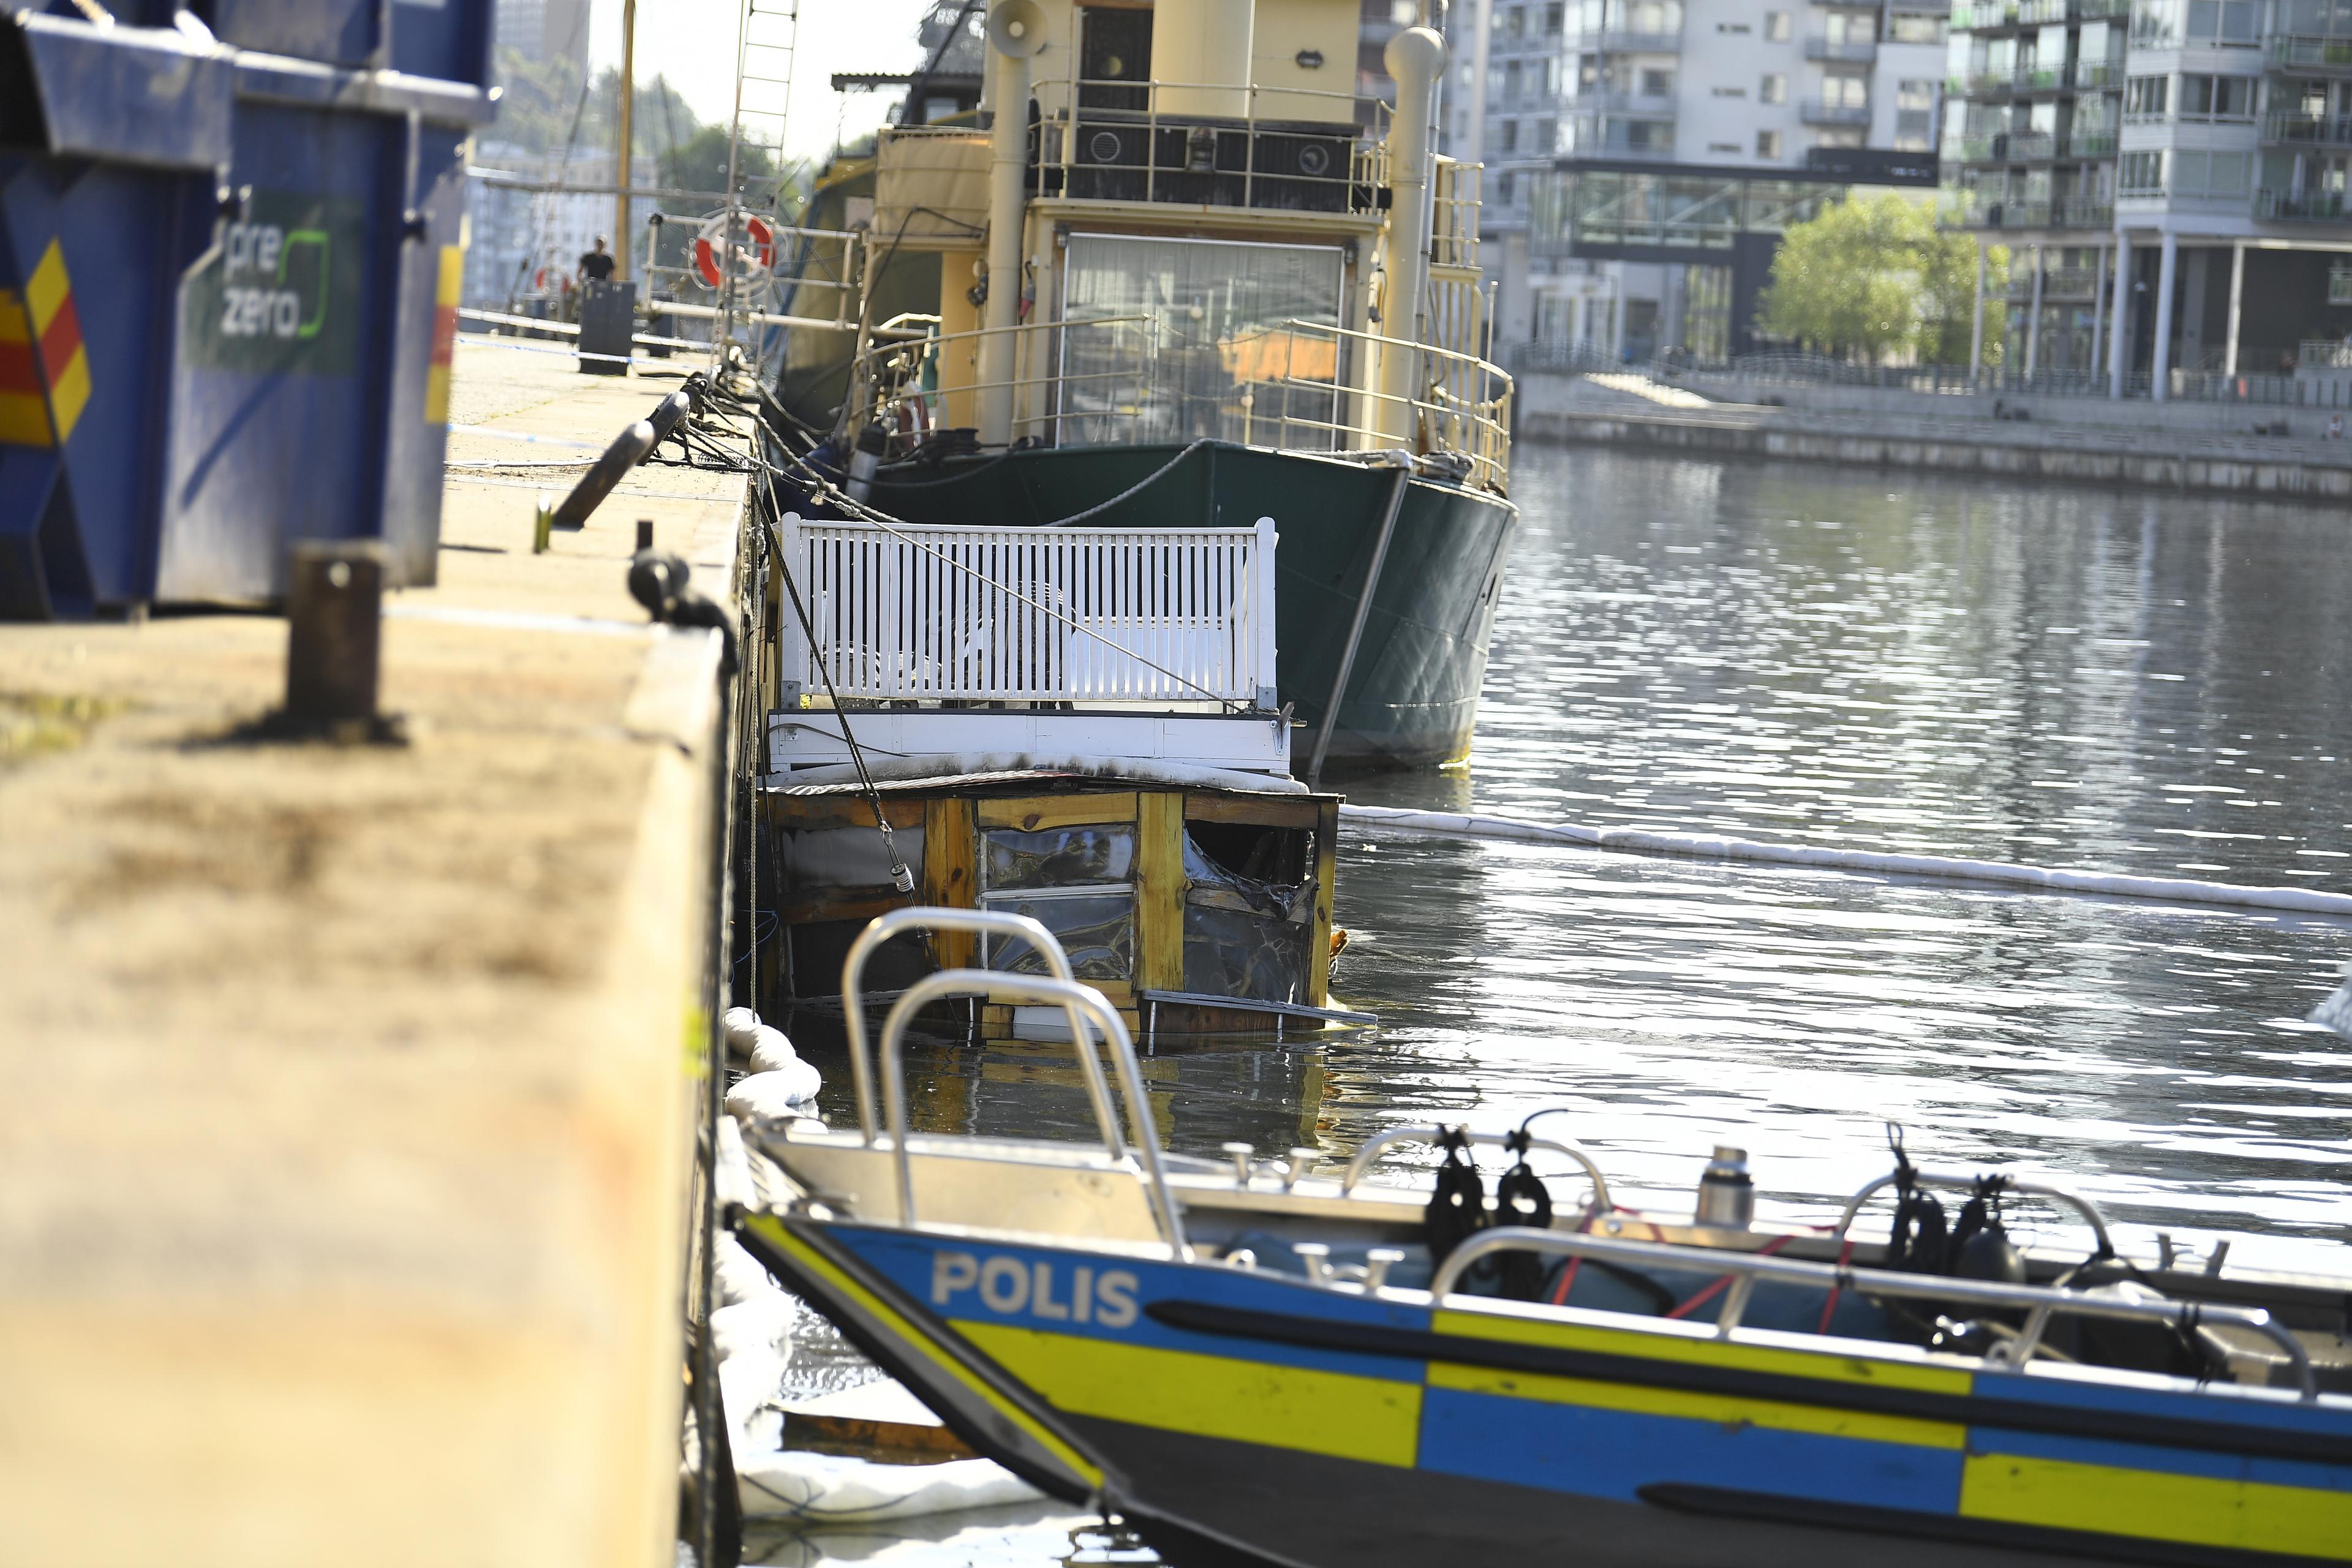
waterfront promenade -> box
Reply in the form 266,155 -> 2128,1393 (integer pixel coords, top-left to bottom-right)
1520,369 -> 2352,500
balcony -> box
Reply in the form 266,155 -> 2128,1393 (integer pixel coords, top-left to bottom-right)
2065,130 -> 2117,157
2259,186 -> 2352,221
1804,36 -> 1879,62
1801,99 -> 1872,126
2007,265 -> 2104,299
1964,198 -> 2114,230
1593,29 -> 1682,52
1573,90 -> 1679,118
1488,28 -> 1561,58
2267,35 -> 2352,74
2265,112 -> 2352,148
2073,58 -> 2122,88
2332,265 -> 2352,304
1953,0 -> 2127,31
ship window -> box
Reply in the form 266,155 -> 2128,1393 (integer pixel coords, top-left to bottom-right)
1058,234 -> 1346,453
979,823 -> 1137,981
1180,823 -> 1314,1004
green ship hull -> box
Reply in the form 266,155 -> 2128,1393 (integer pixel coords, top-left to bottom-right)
867,442 -> 1518,771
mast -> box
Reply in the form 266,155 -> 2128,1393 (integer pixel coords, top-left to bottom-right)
615,0 -> 636,282
1378,21 -> 1445,443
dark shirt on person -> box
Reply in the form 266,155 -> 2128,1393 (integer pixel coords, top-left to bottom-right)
579,250 -> 616,283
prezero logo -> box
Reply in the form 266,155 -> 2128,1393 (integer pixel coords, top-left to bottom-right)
932,1250 -> 1139,1329
219,222 -> 330,341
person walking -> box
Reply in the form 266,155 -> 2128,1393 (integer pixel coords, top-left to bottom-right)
578,236 -> 616,285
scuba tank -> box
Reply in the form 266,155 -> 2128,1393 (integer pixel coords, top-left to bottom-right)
1694,1145 -> 1755,1229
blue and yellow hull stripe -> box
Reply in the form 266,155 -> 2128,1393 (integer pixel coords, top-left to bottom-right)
781,1223 -> 2352,1562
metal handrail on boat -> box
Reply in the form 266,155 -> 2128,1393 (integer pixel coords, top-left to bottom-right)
878,967 -> 1191,1260
839,907 -> 1115,1145
1340,1125 -> 1613,1215
843,314 -> 1513,491
1427,1228 -> 2318,1400
1833,1169 -> 2117,1257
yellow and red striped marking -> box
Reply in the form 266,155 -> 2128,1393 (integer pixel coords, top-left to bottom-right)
424,244 -> 462,426
0,241 -> 91,448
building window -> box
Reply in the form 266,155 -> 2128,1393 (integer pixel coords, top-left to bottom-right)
1888,13 -> 1944,44
1545,1 -> 1563,32
1506,6 -> 1526,37
1757,128 -> 1784,159
2119,148 -> 2165,194
2124,75 -> 2169,121
1814,128 -> 1865,148
2179,73 -> 2256,121
1760,72 -> 1787,105
2171,148 -> 2251,195
1712,85 -> 1747,97
1499,171 -> 1516,205
2129,0 -> 2258,47
1764,10 -> 1791,42
1537,116 -> 1558,151
1500,119 -> 1519,153
1390,0 -> 1415,24
1822,71 -> 1870,109
1895,78 -> 1936,151
1639,67 -> 1675,97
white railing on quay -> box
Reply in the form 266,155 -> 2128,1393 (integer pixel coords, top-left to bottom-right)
775,513 -> 1278,707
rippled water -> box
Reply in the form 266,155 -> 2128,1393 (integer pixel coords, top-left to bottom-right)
762,447 -> 2352,1567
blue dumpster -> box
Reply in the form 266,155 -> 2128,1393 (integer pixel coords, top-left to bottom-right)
0,0 -> 493,619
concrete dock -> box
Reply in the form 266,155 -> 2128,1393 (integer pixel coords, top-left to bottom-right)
0,339 -> 748,1566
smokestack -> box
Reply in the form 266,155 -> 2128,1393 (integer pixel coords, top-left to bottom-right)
1150,0 -> 1255,119
1378,22 -> 1446,442
978,0 -> 1046,446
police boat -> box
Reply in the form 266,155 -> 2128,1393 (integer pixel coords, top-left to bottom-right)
729,908 -> 2352,1568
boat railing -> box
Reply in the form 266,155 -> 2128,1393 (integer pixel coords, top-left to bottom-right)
1027,74 -> 1387,218
1340,1125 -> 1613,1215
1428,1229 -> 2320,1398
845,314 -> 1514,492
773,510 -> 1278,707
848,908 -> 1188,1257
1834,1168 -> 2116,1256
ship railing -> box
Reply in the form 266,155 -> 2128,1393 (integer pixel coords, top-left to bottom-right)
1027,74 -> 1388,217
774,510 -> 1278,707
845,315 -> 1514,492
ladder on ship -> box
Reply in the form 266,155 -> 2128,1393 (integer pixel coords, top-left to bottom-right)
720,0 -> 799,361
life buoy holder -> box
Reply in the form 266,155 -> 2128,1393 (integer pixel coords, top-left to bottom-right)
693,214 -> 775,290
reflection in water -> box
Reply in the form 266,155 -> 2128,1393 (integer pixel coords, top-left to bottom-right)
774,448 -> 2352,1566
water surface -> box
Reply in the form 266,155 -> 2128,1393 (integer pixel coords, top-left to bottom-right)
763,447 -> 2352,1566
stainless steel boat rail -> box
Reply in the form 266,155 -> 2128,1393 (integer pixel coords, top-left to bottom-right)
1427,1227 -> 2318,1401
840,907 -> 1114,1145
878,968 -> 1191,1260
1339,1126 -> 1612,1216
1833,1169 -> 2116,1257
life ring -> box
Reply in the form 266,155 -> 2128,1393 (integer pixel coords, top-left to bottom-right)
693,214 -> 775,289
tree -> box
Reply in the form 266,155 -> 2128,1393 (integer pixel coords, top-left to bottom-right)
1759,193 -> 2007,366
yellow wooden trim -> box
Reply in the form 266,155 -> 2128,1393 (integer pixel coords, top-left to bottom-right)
922,796 -> 979,968
956,1319 -> 1423,1468
1430,1308 -> 1977,1395
0,287 -> 28,344
1308,798 -> 1338,1007
0,389 -> 52,448
744,1216 -> 1104,1487
1428,1360 -> 1965,1450
976,793 -> 1139,831
1962,1451 -> 2352,1559
1183,793 -> 1324,829
1134,793 -> 1185,994
771,795 -> 927,832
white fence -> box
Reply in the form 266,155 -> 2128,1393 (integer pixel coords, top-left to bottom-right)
775,513 -> 1278,706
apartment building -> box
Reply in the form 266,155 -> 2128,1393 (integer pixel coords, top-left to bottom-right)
1951,0 -> 2352,391
493,0 -> 590,66
1459,1 -> 1950,358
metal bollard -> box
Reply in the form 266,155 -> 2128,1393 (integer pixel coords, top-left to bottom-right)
280,540 -> 394,739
